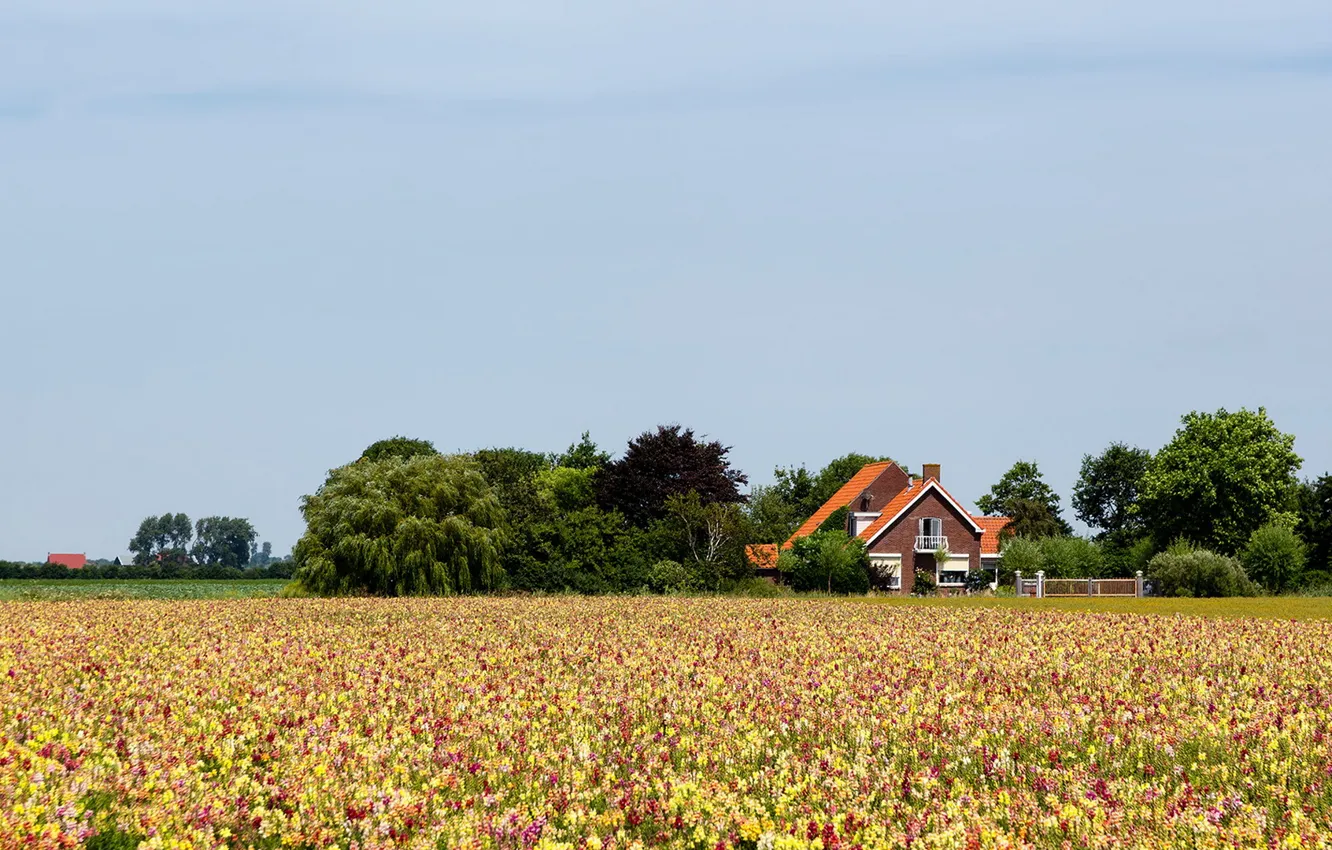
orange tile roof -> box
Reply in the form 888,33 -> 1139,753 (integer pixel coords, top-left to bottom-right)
745,543 -> 779,571
973,515 -> 1012,555
784,461 -> 897,546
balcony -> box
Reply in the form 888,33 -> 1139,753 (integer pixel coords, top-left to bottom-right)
915,535 -> 948,553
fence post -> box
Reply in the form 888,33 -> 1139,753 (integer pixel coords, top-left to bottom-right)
1036,570 -> 1045,599
1135,571 -> 1144,598
1014,571 -> 1022,596
1087,578 -> 1093,597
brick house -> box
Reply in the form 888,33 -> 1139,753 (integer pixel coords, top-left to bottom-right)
756,462 -> 1010,593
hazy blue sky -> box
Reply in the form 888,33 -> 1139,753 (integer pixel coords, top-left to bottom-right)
3,1 -> 1330,561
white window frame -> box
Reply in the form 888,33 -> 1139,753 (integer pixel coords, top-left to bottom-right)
870,554 -> 902,590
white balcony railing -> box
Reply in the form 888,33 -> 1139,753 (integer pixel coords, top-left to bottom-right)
915,535 -> 948,553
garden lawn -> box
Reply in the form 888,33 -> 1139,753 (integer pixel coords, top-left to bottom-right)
2,598 -> 1331,849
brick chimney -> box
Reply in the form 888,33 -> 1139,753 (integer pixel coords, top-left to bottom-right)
922,463 -> 941,482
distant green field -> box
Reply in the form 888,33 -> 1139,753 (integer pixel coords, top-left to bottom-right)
0,579 -> 288,601
858,593 -> 1332,620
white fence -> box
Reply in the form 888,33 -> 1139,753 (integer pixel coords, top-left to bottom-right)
1016,571 -> 1144,598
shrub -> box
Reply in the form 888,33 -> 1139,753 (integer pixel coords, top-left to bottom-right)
781,530 -> 870,594
1241,523 -> 1306,593
998,537 -> 1041,583
647,560 -> 700,594
998,535 -> 1107,581
1039,536 -> 1105,578
725,577 -> 791,598
1148,541 -> 1258,598
963,568 -> 993,594
911,569 -> 937,596
277,581 -> 314,599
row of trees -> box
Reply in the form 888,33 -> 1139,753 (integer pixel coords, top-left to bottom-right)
985,407 -> 1329,594
124,512 -> 287,577
0,559 -> 295,581
286,407 -> 1331,597
128,512 -> 271,568
292,428 -> 760,596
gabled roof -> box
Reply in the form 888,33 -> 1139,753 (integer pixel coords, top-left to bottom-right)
47,553 -> 87,569
785,461 -> 897,544
973,516 -> 1012,555
859,477 -> 985,545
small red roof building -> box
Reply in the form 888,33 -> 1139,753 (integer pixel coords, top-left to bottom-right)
47,553 -> 87,570
757,462 -> 1010,593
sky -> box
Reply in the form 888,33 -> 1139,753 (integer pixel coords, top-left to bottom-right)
2,1 -> 1331,562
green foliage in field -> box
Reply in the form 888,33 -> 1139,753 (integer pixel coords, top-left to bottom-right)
0,580 -> 287,601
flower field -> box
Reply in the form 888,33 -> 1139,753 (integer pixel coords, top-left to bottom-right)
2,599 -> 1331,849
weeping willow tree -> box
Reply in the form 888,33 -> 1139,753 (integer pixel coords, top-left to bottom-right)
292,454 -> 506,596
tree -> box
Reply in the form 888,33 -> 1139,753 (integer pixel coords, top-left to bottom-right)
1295,475 -> 1332,576
1004,498 -> 1065,540
472,446 -> 552,531
165,513 -> 192,550
505,505 -> 646,594
745,484 -> 804,544
1241,523 -> 1306,593
779,529 -> 870,594
664,491 -> 750,591
292,454 -> 505,596
249,541 -> 274,568
128,513 -> 193,565
1137,408 -> 1301,554
361,436 -> 439,463
596,425 -> 747,527
192,517 -> 257,568
128,516 -> 164,565
1072,443 -> 1151,540
554,432 -> 611,471
976,461 -> 1071,535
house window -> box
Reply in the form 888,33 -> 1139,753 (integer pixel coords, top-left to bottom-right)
919,517 -> 942,538
869,556 -> 902,590
937,554 -> 970,586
